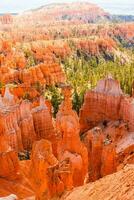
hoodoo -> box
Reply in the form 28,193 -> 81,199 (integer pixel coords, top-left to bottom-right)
0,1 -> 134,199
56,85 -> 88,187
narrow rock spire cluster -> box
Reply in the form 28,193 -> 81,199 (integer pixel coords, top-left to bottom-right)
0,77 -> 133,199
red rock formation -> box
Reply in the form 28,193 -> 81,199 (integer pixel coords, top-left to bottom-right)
0,88 -> 23,151
116,132 -> 134,169
30,139 -> 87,200
0,62 -> 66,87
120,96 -> 134,131
80,76 -> 134,180
19,100 -> 36,150
0,122 -> 20,183
77,38 -> 116,56
101,141 -> 116,177
0,75 -> 133,200
56,85 -> 88,187
32,96 -> 57,155
39,63 -> 66,85
80,76 -> 134,134
83,127 -> 117,181
0,151 -> 19,181
0,158 -> 34,199
0,112 -> 23,151
82,127 -> 104,182
102,120 -> 128,143
80,76 -> 123,132
30,139 -> 61,200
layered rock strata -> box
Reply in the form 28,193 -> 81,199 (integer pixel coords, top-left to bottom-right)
56,85 -> 88,187
80,76 -> 134,134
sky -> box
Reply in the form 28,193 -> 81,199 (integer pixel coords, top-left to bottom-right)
0,0 -> 134,15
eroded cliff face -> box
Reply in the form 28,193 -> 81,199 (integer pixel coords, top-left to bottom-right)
82,126 -> 117,182
0,88 -> 23,152
80,76 -> 123,132
80,76 -> 134,180
0,89 -> 56,153
80,76 -> 134,134
0,77 -> 133,200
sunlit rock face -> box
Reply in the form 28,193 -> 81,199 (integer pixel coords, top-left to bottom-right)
80,76 -> 134,134
120,97 -> 134,131
0,62 -> 66,88
39,63 -> 66,85
82,127 -> 117,182
82,127 -> 104,182
19,100 -> 36,151
0,156 -> 34,199
93,75 -> 123,95
80,76 -> 123,133
102,120 -> 128,143
30,139 -> 62,200
32,96 -> 57,155
80,77 -> 134,181
29,138 -> 84,199
116,132 -> 134,169
0,111 -> 23,151
56,85 -> 88,187
0,88 -> 23,152
99,120 -> 133,170
0,112 -> 19,181
0,77 -> 133,199
101,141 -> 116,177
0,88 -> 57,153
0,150 -> 20,181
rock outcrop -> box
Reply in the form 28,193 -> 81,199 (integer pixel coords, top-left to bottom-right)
19,100 -> 36,150
56,85 -> 88,187
82,127 -> 103,182
59,164 -> 134,200
80,76 -> 134,180
0,77 -> 133,200
80,76 -> 134,134
101,141 -> 116,177
82,126 -> 117,182
80,76 -> 123,132
0,88 -> 23,152
0,62 -> 66,87
0,151 -> 19,180
116,132 -> 134,168
32,96 -> 57,155
30,139 -> 59,200
0,89 -> 57,153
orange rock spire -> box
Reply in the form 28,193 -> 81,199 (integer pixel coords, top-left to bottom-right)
56,84 -> 88,187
